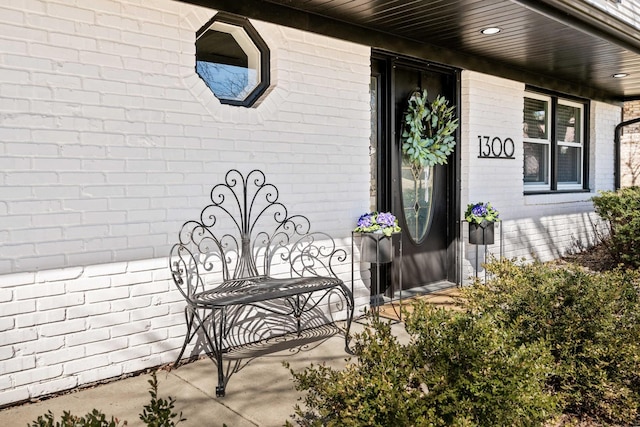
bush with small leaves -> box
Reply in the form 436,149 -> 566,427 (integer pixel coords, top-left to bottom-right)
139,371 -> 185,427
28,409 -> 123,427
30,371 -> 185,427
288,303 -> 557,426
592,186 -> 640,268
463,258 -> 640,424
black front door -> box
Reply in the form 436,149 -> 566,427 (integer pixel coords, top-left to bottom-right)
372,53 -> 459,291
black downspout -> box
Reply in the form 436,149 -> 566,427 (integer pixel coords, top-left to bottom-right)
614,117 -> 640,190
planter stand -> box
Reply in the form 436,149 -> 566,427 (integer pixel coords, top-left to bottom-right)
462,220 -> 503,279
352,232 -> 403,320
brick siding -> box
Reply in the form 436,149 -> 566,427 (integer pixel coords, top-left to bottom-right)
0,0 -> 370,406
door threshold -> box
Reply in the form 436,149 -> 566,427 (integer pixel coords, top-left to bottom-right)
390,280 -> 458,300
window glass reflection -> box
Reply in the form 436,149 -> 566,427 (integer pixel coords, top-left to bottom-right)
524,142 -> 548,184
195,13 -> 269,107
558,104 -> 581,143
557,146 -> 581,184
523,98 -> 548,140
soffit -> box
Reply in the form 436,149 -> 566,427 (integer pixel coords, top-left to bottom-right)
182,0 -> 640,102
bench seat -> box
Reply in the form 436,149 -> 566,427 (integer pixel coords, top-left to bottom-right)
192,276 -> 345,307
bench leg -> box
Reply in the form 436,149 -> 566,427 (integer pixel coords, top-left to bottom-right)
175,306 -> 195,366
177,305 -> 227,397
295,295 -> 302,336
342,286 -> 355,354
211,307 -> 227,397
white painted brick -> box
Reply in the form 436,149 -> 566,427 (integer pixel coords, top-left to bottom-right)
47,3 -> 95,24
77,364 -> 123,385
14,336 -> 64,356
110,295 -> 152,312
27,376 -> 78,400
111,321 -> 151,338
166,324 -> 186,339
85,337 -> 129,357
0,346 -> 14,361
0,372 -> 11,391
36,347 -> 86,368
122,353 -> 168,374
63,354 -> 110,375
129,329 -> 168,347
66,328 -> 111,347
0,68 -> 30,84
88,312 -> 130,329
31,212 -> 82,229
130,305 -> 170,322
129,281 -> 166,297
15,281 -> 65,301
1,328 -> 38,347
0,355 -> 36,375
2,300 -> 36,317
0,388 -> 30,407
39,319 -> 86,338
155,306 -> 184,326
0,317 -> 14,332
85,287 -> 129,303
16,309 -> 66,328
37,294 -> 84,311
67,302 -> 111,320
0,288 -> 12,303
84,262 -> 128,278
108,345 -> 151,364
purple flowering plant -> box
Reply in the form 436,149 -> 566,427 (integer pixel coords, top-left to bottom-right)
465,202 -> 499,225
354,211 -> 401,237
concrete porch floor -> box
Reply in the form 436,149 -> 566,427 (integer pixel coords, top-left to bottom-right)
0,321 -> 411,427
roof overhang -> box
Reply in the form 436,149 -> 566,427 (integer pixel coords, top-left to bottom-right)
179,0 -> 640,103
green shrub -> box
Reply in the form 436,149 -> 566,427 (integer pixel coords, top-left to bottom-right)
288,304 -> 557,426
139,371 -> 185,427
464,259 -> 640,423
30,371 -> 185,427
592,186 -> 640,268
29,409 -> 122,427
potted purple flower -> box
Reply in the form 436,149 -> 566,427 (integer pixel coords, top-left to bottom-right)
465,202 -> 499,245
354,211 -> 401,263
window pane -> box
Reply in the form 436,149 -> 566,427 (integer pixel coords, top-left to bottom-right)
524,142 -> 548,184
557,104 -> 581,143
557,146 -> 581,184
524,97 -> 548,140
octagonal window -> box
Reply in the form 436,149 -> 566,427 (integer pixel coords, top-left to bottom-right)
196,12 -> 270,107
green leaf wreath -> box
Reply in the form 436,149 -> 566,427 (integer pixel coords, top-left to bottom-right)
401,89 -> 459,168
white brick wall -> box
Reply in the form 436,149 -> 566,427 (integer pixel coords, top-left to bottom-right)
0,258 -> 179,406
0,0 -> 371,274
0,0 -> 370,405
460,72 -> 616,279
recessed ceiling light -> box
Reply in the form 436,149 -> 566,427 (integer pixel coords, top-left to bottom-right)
481,27 -> 501,35
612,73 -> 629,78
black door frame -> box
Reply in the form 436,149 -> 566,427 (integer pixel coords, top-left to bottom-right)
372,50 -> 462,287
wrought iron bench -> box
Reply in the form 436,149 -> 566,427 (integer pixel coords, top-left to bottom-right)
169,169 -> 354,397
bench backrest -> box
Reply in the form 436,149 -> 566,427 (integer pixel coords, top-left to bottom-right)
169,169 -> 345,299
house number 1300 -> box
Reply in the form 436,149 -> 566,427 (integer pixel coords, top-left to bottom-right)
478,136 -> 515,159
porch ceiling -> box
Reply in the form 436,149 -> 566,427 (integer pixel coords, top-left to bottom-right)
182,0 -> 640,102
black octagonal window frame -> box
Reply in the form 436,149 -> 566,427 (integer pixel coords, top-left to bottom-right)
195,12 -> 270,107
